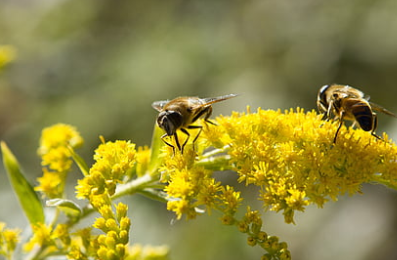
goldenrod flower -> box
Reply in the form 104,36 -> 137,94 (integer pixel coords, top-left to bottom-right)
24,223 -> 53,252
3,105 -> 397,260
36,124 -> 83,198
38,124 -> 83,168
76,140 -> 136,200
93,203 -> 131,260
201,108 -> 397,224
161,107 -> 396,259
0,222 -> 20,259
52,224 -> 71,247
35,168 -> 63,198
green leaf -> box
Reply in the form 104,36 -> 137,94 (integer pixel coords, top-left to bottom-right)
148,123 -> 165,176
1,141 -> 45,225
46,198 -> 82,219
68,146 -> 89,176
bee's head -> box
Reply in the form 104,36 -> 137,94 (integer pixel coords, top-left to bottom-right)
317,84 -> 331,113
157,110 -> 184,136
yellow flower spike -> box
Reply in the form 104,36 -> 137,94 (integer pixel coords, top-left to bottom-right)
218,185 -> 242,214
36,124 -> 83,198
23,223 -> 53,252
265,236 -> 280,251
68,244 -> 86,260
166,199 -> 195,220
285,188 -> 309,211
237,221 -> 249,233
0,222 -> 20,259
279,248 -> 292,260
92,140 -> 136,180
115,243 -> 126,257
105,234 -> 117,249
35,168 -> 63,198
247,236 -> 257,247
76,140 -> 137,208
258,231 -> 268,242
105,219 -> 119,232
119,230 -> 129,244
93,218 -> 106,231
116,203 -> 128,221
200,107 -> 397,224
97,235 -> 107,245
75,177 -> 93,199
52,224 -> 71,246
39,124 -> 83,150
97,246 -> 108,260
119,217 -> 131,232
98,205 -> 115,220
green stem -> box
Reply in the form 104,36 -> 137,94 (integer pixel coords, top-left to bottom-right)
112,173 -> 155,200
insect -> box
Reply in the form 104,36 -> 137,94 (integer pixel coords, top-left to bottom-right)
152,94 -> 237,153
317,84 -> 397,143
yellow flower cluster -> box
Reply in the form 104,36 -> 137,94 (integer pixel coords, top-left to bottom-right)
76,140 -> 136,203
0,45 -> 16,70
162,149 -> 242,220
160,107 -> 397,259
36,124 -> 83,198
93,203 -> 131,260
238,207 -> 290,260
73,140 -> 139,259
200,107 -> 397,224
24,223 -> 97,259
3,102 -> 396,260
24,223 -> 72,257
0,222 -> 20,260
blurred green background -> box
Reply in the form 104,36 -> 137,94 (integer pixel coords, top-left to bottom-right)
1,0 -> 397,259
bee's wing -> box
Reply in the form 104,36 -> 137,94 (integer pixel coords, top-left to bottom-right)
201,93 -> 238,106
151,100 -> 169,112
370,102 -> 397,118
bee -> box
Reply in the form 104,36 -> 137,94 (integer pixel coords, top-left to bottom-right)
317,84 -> 397,143
152,94 -> 237,153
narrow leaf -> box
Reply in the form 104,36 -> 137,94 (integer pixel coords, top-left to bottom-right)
46,198 -> 82,219
148,123 -> 165,176
68,146 -> 89,176
1,141 -> 45,225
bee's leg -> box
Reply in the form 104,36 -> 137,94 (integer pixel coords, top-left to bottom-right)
174,132 -> 183,152
187,125 -> 203,144
202,106 -> 217,125
333,112 -> 345,144
205,119 -> 217,125
371,113 -> 382,140
161,134 -> 176,154
325,102 -> 334,120
179,128 -> 190,154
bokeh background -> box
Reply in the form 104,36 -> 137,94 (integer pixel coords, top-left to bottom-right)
1,0 -> 397,259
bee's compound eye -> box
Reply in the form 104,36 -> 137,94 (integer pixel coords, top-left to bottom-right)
158,111 -> 183,135
318,85 -> 330,103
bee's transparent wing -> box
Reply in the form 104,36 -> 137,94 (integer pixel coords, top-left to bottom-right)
151,100 -> 169,112
201,93 -> 238,106
370,102 -> 397,118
